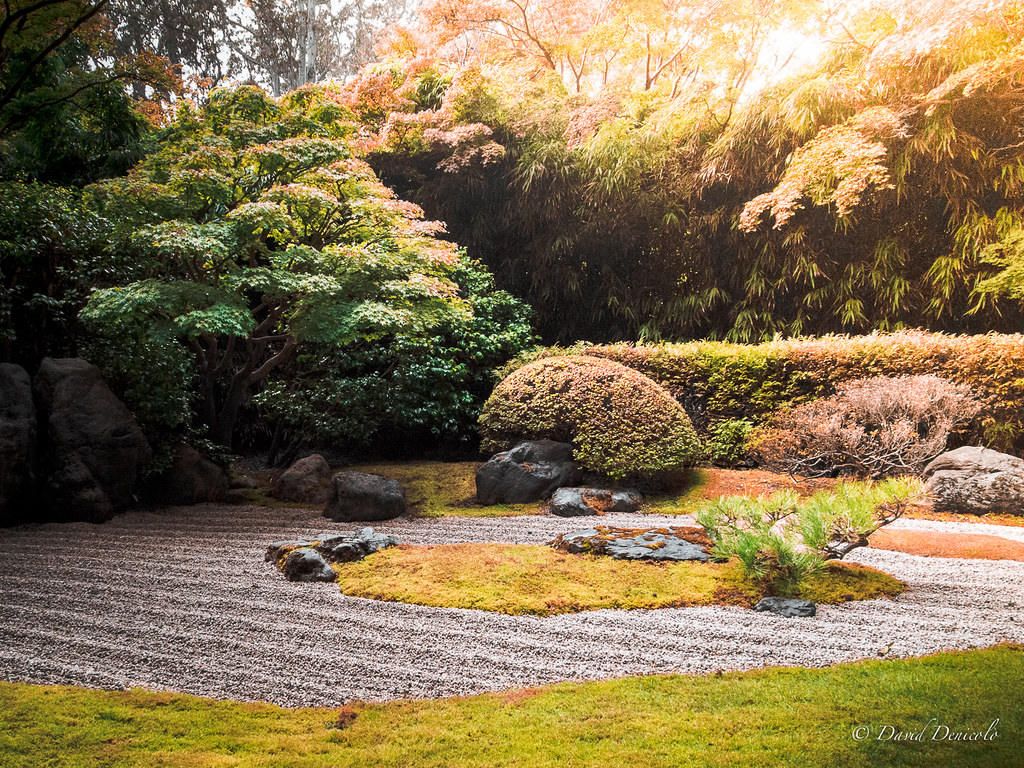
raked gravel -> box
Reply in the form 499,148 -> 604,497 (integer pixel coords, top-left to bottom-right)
1,504 -> 1022,707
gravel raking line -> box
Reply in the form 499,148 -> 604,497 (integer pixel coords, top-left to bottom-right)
1,504 -> 1022,707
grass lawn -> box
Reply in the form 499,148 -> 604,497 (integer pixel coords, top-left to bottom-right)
1,645 -> 1021,767
328,543 -> 903,615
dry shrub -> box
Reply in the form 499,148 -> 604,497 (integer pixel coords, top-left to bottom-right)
752,375 -> 981,478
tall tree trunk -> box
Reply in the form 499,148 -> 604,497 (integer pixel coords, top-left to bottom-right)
300,0 -> 317,85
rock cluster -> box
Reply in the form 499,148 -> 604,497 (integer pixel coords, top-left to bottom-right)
924,446 -> 1024,516
475,440 -> 583,504
548,487 -> 643,517
0,358 -> 232,525
33,357 -> 152,523
550,526 -> 712,562
266,527 -> 400,582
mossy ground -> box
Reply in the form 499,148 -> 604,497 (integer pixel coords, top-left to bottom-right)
349,462 -> 543,517
331,543 -> 905,616
2,645 -> 1022,767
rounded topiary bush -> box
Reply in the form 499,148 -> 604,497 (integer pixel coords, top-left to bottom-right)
479,355 -> 701,479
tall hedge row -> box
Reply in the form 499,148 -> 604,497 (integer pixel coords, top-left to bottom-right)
576,331 -> 1024,451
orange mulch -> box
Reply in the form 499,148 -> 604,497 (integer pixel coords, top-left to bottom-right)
870,528 -> 1024,561
691,468 -> 836,500
902,507 -> 1024,528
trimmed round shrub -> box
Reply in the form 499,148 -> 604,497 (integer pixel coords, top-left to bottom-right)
479,355 -> 700,479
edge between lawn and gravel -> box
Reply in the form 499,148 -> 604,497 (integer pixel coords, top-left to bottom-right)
2,645 -> 1022,768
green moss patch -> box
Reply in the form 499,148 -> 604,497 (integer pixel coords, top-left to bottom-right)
3,646 -> 1023,767
331,543 -> 904,616
347,461 -> 543,518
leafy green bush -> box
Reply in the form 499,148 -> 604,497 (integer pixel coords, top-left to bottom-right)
254,255 -> 534,451
696,478 -> 920,591
704,418 -> 754,466
479,355 -> 701,479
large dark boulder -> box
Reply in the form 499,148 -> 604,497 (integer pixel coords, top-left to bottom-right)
145,443 -> 229,505
274,454 -> 332,504
0,364 -> 36,525
34,358 -> 151,522
324,471 -> 406,522
923,446 -> 1024,516
548,487 -> 643,517
475,440 -> 583,505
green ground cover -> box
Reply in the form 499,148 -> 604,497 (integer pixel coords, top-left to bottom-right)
2,646 -> 1021,767
348,462 -> 544,518
330,543 -> 904,615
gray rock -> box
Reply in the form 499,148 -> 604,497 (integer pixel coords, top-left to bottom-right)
754,597 -> 817,617
265,539 -> 315,562
145,444 -> 228,505
551,527 -> 710,562
282,548 -> 336,582
923,446 -> 1024,516
0,364 -> 36,526
324,472 -> 406,522
549,487 -> 643,517
34,358 -> 151,523
315,527 -> 399,562
275,454 -> 332,504
475,440 -> 583,505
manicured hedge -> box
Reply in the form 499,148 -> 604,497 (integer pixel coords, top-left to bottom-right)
580,331 -> 1024,449
479,355 -> 700,479
495,332 -> 1024,451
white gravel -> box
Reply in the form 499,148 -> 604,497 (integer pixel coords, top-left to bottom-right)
1,504 -> 1022,707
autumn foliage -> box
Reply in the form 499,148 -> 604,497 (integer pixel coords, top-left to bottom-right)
751,375 -> 982,478
479,355 -> 700,479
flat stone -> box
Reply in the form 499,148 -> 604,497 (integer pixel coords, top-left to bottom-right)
265,539 -> 314,562
550,526 -> 711,562
754,597 -> 817,617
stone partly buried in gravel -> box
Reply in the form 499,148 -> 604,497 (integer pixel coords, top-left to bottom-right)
550,526 -> 712,562
548,487 -> 643,517
324,471 -> 406,521
754,596 -> 817,618
267,527 -> 400,582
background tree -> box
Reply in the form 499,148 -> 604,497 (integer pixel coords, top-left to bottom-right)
80,85 -> 527,448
